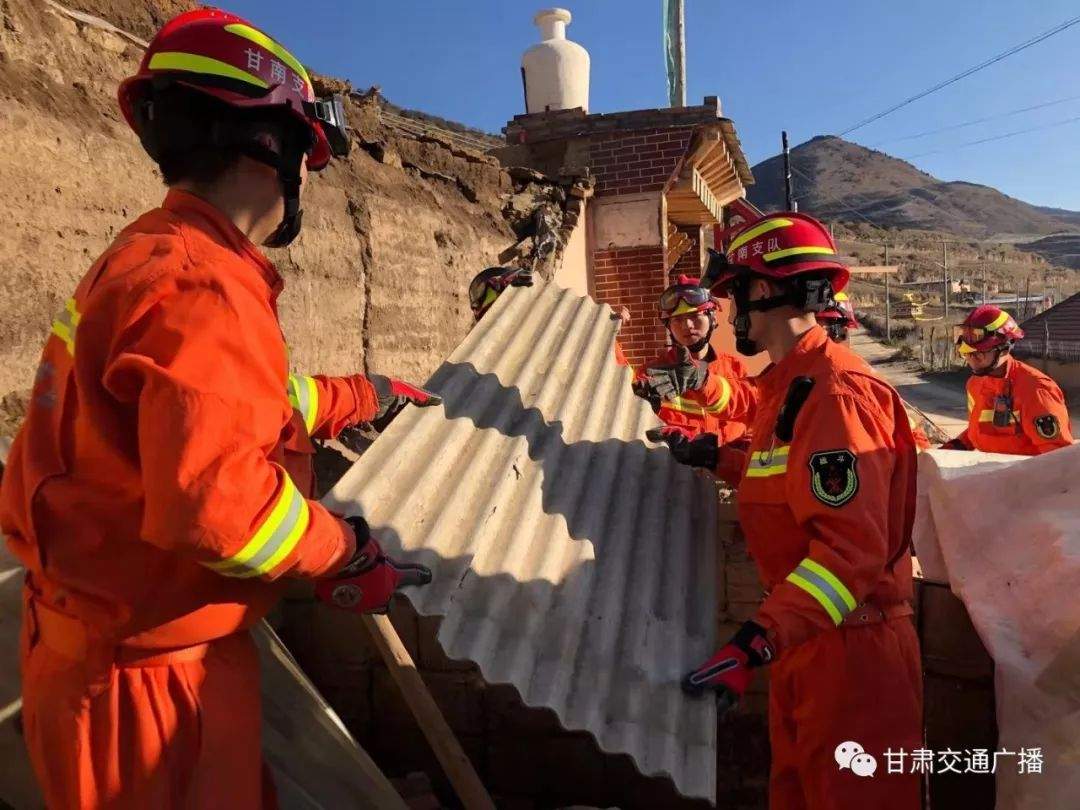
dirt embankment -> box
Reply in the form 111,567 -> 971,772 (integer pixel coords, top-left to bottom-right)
0,0 -> 522,434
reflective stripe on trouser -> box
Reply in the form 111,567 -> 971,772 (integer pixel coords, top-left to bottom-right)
785,558 -> 857,625
287,374 -> 319,433
202,469 -> 310,579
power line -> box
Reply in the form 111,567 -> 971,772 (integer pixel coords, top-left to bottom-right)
872,93 -> 1080,146
837,13 -> 1080,137
790,165 -> 886,229
903,113 -> 1080,158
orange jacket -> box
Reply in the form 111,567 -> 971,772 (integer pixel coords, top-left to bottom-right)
635,347 -> 752,441
718,327 -> 917,657
948,356 -> 1073,454
1,190 -> 379,649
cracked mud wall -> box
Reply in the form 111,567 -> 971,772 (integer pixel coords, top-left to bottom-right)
0,0 -> 516,433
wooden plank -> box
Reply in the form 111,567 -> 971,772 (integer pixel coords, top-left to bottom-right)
363,614 -> 497,810
255,621 -> 408,810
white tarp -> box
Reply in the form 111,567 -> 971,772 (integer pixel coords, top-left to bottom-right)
914,446 -> 1080,809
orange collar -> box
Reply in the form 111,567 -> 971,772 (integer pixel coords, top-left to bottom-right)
162,189 -> 283,296
757,325 -> 828,399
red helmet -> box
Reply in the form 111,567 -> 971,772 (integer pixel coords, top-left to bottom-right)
816,291 -> 859,329
954,305 -> 1024,355
118,9 -> 348,170
706,212 -> 849,296
659,275 -> 717,320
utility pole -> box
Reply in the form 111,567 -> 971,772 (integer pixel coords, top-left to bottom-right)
674,0 -> 686,107
942,241 -> 950,322
884,241 -> 891,341
782,130 -> 794,211
1023,276 -> 1031,320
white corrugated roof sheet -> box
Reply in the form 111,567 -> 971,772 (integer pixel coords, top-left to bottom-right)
324,280 -> 719,801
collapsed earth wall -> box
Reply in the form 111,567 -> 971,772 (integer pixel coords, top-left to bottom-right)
0,0 -> 516,433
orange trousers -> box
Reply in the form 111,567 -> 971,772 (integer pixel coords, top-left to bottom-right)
768,616 -> 923,809
20,598 -> 275,809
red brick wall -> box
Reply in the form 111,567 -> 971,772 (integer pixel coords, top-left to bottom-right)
589,128 -> 694,196
593,246 -> 668,367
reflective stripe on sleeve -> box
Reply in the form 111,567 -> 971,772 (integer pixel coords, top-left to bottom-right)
785,558 -> 858,625
978,409 -> 1019,423
50,298 -> 81,356
203,469 -> 310,579
744,445 -> 790,477
665,376 -> 733,417
288,374 -> 319,434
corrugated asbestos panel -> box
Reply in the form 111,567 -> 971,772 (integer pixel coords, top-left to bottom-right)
324,280 -> 719,801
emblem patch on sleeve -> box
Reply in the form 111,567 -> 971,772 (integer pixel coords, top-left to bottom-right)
809,450 -> 859,507
1034,414 -> 1060,440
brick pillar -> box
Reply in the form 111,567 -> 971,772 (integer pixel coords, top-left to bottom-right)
593,246 -> 667,368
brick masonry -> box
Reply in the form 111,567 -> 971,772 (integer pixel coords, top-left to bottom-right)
589,127 -> 695,196
592,245 -> 669,367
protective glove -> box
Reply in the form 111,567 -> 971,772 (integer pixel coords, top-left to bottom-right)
315,516 -> 433,614
368,374 -> 442,432
939,437 -> 969,451
647,426 -> 719,469
632,345 -> 709,405
682,621 -> 774,713
491,266 -> 534,292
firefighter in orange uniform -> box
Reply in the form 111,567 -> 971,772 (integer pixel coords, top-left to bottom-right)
943,304 -> 1073,454
656,213 -> 922,809
631,275 -> 750,441
1,10 -> 436,808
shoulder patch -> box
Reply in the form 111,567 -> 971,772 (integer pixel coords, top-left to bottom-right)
809,449 -> 859,507
1034,414 -> 1060,440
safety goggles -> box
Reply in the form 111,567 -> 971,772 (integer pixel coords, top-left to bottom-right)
659,285 -> 711,313
304,94 -> 350,159
953,325 -> 994,346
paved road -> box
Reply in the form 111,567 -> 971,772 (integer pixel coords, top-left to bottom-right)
849,332 -> 969,436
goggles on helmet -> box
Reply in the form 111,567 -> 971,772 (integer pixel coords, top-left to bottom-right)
303,95 -> 350,160
659,285 -> 712,315
953,325 -> 994,346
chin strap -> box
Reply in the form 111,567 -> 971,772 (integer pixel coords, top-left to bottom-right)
970,344 -> 1011,376
678,310 -> 716,354
238,137 -> 307,248
731,275 -> 834,356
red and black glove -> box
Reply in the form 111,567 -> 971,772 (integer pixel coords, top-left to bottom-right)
647,426 -> 719,469
682,621 -> 774,713
368,374 -> 442,432
632,346 -> 709,406
315,516 -> 432,614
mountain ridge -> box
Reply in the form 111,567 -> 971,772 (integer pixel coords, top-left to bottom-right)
747,135 -> 1080,241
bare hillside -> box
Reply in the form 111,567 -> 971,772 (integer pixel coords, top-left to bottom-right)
0,0 -> 528,434
749,135 -> 1080,240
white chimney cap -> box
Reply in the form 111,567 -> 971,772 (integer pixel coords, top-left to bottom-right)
534,8 -> 572,26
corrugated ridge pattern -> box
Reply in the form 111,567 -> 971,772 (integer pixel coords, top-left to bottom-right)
324,281 -> 718,801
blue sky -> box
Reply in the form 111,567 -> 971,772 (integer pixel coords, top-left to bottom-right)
222,0 -> 1080,211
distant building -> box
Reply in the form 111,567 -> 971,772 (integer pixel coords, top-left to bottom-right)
1015,291 -> 1080,389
